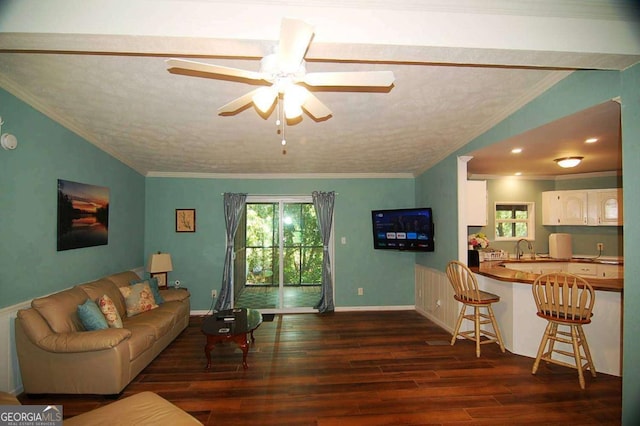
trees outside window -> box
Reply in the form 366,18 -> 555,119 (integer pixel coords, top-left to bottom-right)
245,202 -> 322,286
494,202 -> 535,241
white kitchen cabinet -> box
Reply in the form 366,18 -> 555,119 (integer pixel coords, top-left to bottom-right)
567,262 -> 597,277
542,189 -> 623,226
537,263 -> 567,274
542,190 -> 587,225
502,261 -> 622,279
466,180 -> 487,226
588,189 -> 623,226
501,262 -> 566,274
542,191 -> 561,225
560,191 -> 589,225
596,264 -> 624,279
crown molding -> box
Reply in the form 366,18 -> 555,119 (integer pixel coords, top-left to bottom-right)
145,171 -> 415,179
470,170 -> 621,180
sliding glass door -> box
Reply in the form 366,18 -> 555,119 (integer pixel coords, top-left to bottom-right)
234,196 -> 326,312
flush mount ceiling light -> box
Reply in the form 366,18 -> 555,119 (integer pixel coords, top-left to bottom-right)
511,148 -> 523,154
554,156 -> 583,168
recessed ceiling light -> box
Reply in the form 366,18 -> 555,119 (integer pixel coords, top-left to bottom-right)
585,138 -> 598,143
514,172 -> 522,176
511,148 -> 523,154
554,156 -> 584,168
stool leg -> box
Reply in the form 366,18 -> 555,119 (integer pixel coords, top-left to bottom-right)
577,325 -> 597,378
451,303 -> 466,346
532,321 -> 553,374
546,323 -> 559,360
474,306 -> 481,358
487,304 -> 505,353
570,325 -> 586,390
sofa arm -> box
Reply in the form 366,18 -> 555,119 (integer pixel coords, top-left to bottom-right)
159,288 -> 190,302
38,328 -> 132,353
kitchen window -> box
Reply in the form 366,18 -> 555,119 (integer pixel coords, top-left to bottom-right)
494,202 -> 535,241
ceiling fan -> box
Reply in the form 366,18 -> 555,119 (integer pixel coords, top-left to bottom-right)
166,17 -> 395,121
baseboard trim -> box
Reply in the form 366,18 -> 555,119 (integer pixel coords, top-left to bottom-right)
334,305 -> 414,312
190,306 -> 414,316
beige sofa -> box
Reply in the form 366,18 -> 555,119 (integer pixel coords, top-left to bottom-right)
15,271 -> 190,395
1,391 -> 202,425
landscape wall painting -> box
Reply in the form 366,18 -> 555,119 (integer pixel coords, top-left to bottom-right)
57,179 -> 109,251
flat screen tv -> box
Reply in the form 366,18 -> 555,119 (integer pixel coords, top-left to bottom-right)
371,207 -> 434,252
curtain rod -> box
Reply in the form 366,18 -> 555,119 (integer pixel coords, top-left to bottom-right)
220,192 -> 339,196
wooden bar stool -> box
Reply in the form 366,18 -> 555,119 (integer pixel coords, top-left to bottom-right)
531,272 -> 596,389
446,260 -> 506,357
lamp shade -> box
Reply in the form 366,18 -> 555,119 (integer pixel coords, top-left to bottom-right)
147,253 -> 173,273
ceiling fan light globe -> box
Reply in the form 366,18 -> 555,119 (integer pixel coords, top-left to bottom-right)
284,100 -> 303,119
252,87 -> 277,113
285,84 -> 309,106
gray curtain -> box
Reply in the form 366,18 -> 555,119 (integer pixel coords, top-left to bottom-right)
312,191 -> 335,313
214,193 -> 247,311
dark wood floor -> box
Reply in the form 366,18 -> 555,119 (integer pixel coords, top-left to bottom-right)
19,311 -> 621,425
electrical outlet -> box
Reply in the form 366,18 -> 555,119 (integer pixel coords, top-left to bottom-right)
357,287 -> 364,296
211,289 -> 217,298
597,242 -> 604,252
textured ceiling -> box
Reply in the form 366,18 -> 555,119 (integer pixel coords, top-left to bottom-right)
0,0 -> 639,177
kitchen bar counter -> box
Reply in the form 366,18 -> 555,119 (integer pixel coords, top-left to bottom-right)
470,260 -> 622,376
474,260 -> 623,292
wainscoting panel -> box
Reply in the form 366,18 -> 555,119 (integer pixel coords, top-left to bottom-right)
415,265 -> 459,333
0,300 -> 30,394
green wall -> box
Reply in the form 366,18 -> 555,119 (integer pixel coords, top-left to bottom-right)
0,88 -> 145,309
621,63 -> 640,425
414,155 -> 459,271
144,176 -> 417,310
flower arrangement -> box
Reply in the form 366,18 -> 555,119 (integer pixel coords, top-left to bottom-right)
468,233 -> 490,250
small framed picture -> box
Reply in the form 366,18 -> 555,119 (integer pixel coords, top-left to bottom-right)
150,272 -> 168,288
176,209 -> 196,233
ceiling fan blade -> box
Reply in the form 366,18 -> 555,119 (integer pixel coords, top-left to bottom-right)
217,88 -> 263,114
277,18 -> 314,73
166,59 -> 265,81
303,71 -> 395,87
302,92 -> 332,119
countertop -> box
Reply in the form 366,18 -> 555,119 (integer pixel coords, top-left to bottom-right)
473,260 -> 623,292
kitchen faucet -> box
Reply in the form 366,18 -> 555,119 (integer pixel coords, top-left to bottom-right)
515,239 -> 535,260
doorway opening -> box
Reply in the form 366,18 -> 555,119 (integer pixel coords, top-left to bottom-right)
233,196 -> 325,313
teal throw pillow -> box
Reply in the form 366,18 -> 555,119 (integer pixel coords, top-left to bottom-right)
77,299 -> 109,331
130,277 -> 164,305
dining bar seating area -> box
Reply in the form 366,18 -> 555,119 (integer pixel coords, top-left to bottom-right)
447,258 -> 600,390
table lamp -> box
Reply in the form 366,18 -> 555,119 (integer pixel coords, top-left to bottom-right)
147,252 -> 173,288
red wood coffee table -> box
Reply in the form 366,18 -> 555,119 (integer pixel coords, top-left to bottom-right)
201,308 -> 263,369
